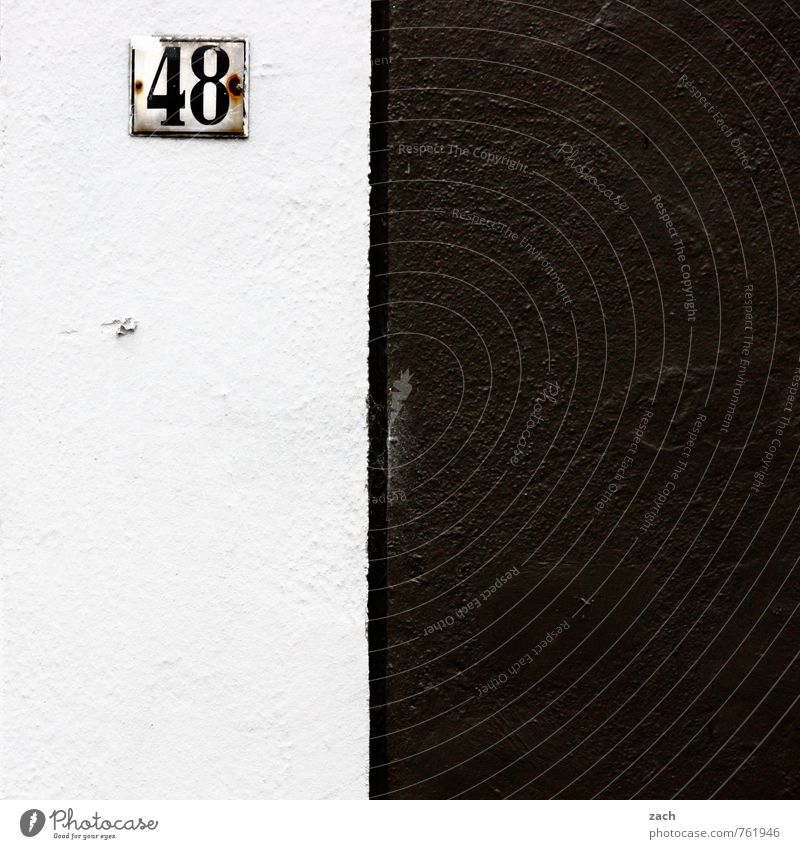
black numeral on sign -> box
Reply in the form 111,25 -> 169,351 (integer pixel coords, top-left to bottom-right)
190,46 -> 231,125
144,45 -> 234,127
147,46 -> 185,126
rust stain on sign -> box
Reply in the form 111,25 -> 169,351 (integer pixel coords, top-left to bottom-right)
227,73 -> 243,98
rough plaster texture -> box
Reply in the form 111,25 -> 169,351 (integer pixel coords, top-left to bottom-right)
0,0 -> 369,799
379,0 -> 800,798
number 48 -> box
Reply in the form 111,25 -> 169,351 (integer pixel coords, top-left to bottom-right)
147,45 -> 232,126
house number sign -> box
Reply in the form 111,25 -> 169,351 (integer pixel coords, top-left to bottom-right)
130,36 -> 248,137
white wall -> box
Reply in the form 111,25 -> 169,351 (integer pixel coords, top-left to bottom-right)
0,1 -> 369,799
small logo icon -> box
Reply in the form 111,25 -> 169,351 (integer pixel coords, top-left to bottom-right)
19,809 -> 45,837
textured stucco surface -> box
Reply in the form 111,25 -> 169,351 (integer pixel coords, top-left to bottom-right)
0,1 -> 369,798
377,0 -> 800,798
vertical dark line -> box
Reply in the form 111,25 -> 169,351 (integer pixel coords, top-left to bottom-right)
368,0 -> 390,800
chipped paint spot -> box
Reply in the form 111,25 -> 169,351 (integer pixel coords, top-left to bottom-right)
102,318 -> 138,336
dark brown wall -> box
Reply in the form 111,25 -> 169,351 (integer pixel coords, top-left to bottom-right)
370,0 -> 800,798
